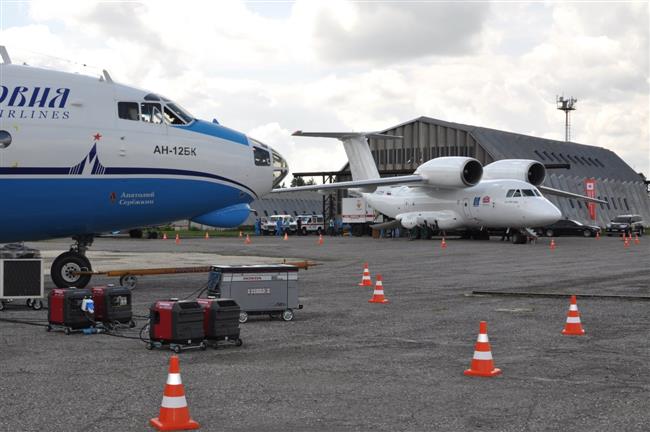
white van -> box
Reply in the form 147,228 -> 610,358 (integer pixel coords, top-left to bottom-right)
261,215 -> 297,235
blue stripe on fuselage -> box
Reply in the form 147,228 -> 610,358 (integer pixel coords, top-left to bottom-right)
0,178 -> 254,242
174,120 -> 249,146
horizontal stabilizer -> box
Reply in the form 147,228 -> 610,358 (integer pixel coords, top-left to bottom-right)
539,186 -> 606,204
271,174 -> 424,193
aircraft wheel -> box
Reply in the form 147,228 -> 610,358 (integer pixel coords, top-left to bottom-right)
51,252 -> 92,288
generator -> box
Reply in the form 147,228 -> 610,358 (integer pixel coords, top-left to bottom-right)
147,299 -> 206,353
91,285 -> 134,327
207,264 -> 302,323
0,244 -> 44,311
197,297 -> 243,348
47,288 -> 95,334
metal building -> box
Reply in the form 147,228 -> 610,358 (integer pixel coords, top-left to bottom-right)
361,116 -> 650,226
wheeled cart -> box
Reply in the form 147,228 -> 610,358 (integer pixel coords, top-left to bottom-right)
206,265 -> 303,323
0,244 -> 44,312
147,299 -> 206,353
197,297 -> 243,348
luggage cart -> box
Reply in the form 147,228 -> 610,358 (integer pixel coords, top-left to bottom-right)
206,265 -> 303,323
0,244 -> 44,311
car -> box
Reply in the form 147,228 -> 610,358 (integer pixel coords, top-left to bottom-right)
261,215 -> 297,235
535,219 -> 601,238
295,214 -> 324,235
605,214 -> 645,236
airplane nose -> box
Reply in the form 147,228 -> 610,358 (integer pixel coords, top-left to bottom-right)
537,201 -> 562,225
271,147 -> 289,188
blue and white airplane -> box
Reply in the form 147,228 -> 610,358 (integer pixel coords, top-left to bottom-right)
0,47 -> 288,288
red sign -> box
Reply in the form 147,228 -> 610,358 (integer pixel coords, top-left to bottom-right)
585,179 -> 596,220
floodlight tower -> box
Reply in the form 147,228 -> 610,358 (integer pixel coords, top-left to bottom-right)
556,95 -> 577,142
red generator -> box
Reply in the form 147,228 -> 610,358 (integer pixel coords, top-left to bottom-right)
47,288 -> 94,334
197,297 -> 243,348
147,299 -> 205,353
91,286 -> 134,327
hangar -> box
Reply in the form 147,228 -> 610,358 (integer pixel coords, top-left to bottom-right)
329,116 -> 650,227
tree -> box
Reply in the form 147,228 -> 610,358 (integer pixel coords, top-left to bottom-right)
290,177 -> 306,187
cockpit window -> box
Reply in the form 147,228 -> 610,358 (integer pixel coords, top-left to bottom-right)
512,190 -> 522,197
118,102 -> 139,121
272,149 -> 289,187
141,103 -> 163,124
533,189 -> 541,196
506,189 -> 515,198
254,147 -> 271,166
163,106 -> 186,125
522,189 -> 535,197
165,103 -> 194,124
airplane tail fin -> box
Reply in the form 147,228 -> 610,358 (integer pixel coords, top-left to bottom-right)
292,131 -> 401,181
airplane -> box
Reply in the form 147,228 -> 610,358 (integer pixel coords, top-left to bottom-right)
0,46 -> 288,288
272,131 -> 605,243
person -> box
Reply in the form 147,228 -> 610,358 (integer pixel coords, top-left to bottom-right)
254,218 -> 261,236
328,218 -> 335,236
275,218 -> 282,237
296,217 -> 302,235
500,227 -> 511,242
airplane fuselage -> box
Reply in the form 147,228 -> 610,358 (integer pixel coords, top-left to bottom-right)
0,63 -> 286,242
364,179 -> 562,230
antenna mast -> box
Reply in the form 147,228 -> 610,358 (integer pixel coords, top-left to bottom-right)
556,95 -> 577,142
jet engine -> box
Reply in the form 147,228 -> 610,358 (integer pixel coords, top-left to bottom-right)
414,157 -> 483,188
482,159 -> 546,186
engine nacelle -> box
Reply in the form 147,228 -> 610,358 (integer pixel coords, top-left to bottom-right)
192,203 -> 251,228
482,159 -> 546,186
414,157 -> 483,188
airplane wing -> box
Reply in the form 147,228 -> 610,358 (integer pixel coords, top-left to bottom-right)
271,175 -> 424,193
539,185 -> 607,204
293,131 -> 402,140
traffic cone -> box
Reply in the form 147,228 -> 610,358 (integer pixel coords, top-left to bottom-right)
245,234 -> 251,244
624,235 -> 630,248
358,263 -> 372,287
550,238 -> 556,250
239,231 -> 243,238
318,234 -> 324,245
150,355 -> 200,431
162,233 -> 168,240
175,234 -> 180,245
464,321 -> 502,377
561,295 -> 585,336
634,233 -> 640,245
368,274 -> 389,304
283,232 -> 289,241
204,231 -> 209,240
441,238 -> 447,249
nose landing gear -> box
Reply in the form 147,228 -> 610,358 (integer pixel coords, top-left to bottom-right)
50,235 -> 94,288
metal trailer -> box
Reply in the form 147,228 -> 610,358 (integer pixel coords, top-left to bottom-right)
207,264 -> 302,323
0,244 -> 44,311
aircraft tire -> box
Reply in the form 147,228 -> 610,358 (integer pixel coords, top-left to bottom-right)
51,251 -> 92,288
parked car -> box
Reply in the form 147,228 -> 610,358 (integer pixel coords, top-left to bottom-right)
296,214 -> 324,235
535,219 -> 601,238
261,215 -> 297,235
605,214 -> 645,236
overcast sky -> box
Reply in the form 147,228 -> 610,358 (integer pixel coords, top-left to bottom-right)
2,0 -> 648,179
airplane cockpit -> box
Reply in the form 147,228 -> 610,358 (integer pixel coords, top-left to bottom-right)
117,93 -> 195,126
506,188 -> 542,198
250,138 -> 288,188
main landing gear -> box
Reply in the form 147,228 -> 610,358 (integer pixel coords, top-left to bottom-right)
51,235 -> 94,288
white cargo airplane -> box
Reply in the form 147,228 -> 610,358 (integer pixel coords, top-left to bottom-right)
273,131 -> 604,243
0,47 -> 288,287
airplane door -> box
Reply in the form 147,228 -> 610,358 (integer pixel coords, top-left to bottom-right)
462,198 -> 472,219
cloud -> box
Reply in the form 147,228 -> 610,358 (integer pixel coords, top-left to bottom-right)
302,1 -> 491,63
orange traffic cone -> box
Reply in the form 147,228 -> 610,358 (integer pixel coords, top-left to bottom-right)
162,232 -> 168,240
175,234 -> 180,245
150,355 -> 200,431
358,263 -> 372,287
561,295 -> 585,336
204,231 -> 209,240
441,238 -> 447,249
368,274 -> 389,304
634,233 -> 640,245
283,232 -> 289,241
464,321 -> 502,377
245,234 -> 251,244
624,235 -> 630,248
550,238 -> 556,250
318,234 -> 324,245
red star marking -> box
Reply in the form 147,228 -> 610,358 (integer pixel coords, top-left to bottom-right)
93,133 -> 102,141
